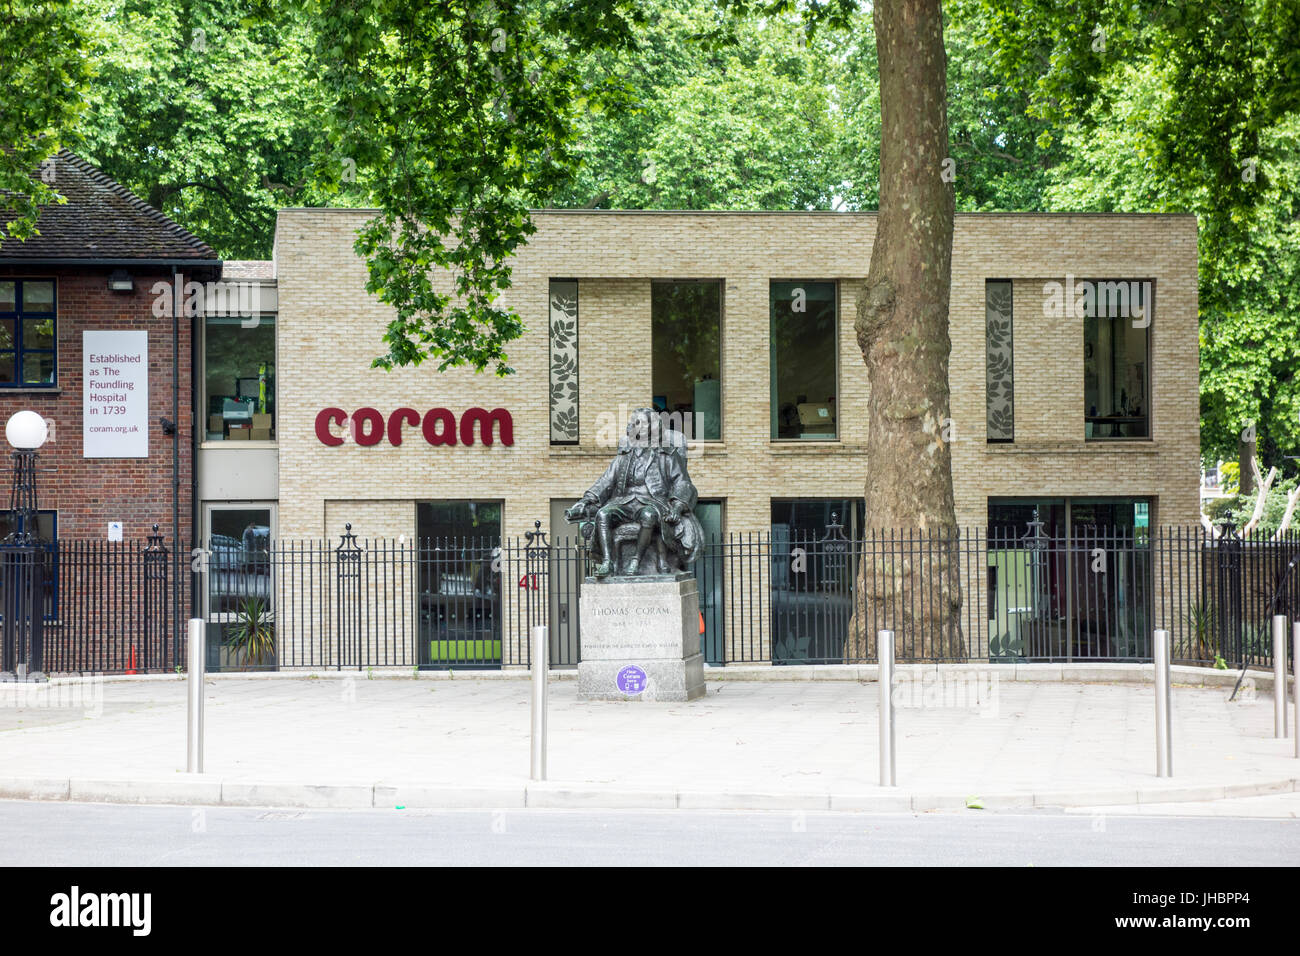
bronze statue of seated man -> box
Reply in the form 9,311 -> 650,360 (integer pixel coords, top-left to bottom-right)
563,408 -> 703,579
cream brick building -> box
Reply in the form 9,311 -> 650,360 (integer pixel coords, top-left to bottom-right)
264,209 -> 1197,535
197,208 -> 1199,667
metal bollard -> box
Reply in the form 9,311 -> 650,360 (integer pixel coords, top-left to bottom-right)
1274,615 -> 1288,738
879,629 -> 896,787
1154,628 -> 1171,778
530,624 -> 548,781
186,618 -> 204,773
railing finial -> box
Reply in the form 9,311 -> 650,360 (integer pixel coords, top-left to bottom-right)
822,512 -> 848,543
146,522 -> 167,554
336,523 -> 361,555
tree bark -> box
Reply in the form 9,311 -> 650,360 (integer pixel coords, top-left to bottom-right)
1238,436 -> 1255,498
846,0 -> 965,661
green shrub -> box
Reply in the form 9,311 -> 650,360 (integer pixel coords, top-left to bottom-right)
1227,477 -> 1300,536
1220,461 -> 1240,493
1204,495 -> 1243,524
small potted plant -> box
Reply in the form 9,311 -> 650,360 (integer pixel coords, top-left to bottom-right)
223,595 -> 276,670
1187,601 -> 1219,665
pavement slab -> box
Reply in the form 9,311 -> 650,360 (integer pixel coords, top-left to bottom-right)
0,675 -> 1294,812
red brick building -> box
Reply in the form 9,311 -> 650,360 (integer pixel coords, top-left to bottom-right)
0,151 -> 220,547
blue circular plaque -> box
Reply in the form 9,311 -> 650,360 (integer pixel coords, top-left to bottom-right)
616,665 -> 648,695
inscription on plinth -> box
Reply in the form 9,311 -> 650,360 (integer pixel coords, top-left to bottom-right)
578,575 -> 705,702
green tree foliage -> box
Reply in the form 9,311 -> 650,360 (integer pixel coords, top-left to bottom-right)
958,0 -> 1300,470
0,0 -> 93,245
942,21 -> 1064,212
554,3 -> 845,210
4,0 -> 1297,444
1220,460 -> 1240,494
1225,477 -> 1299,536
554,1 -> 1061,215
3,0 -> 366,258
74,0 -> 362,260
310,0 -> 640,375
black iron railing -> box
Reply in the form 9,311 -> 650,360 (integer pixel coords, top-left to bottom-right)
7,524 -> 1298,676
1,537 -> 183,676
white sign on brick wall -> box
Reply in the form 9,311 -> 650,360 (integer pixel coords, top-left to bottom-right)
83,330 -> 148,458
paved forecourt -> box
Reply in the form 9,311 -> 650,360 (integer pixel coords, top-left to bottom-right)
0,673 -> 1295,812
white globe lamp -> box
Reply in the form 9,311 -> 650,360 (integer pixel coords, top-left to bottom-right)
5,411 -> 48,451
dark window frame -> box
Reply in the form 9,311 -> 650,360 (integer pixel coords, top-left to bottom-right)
201,311 -> 277,442
770,497 -> 866,547
0,278 -> 58,388
1083,277 -> 1154,442
650,278 -> 725,442
769,279 -> 840,442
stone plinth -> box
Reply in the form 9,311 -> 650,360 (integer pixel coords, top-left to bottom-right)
578,574 -> 705,702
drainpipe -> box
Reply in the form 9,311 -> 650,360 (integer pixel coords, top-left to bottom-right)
172,267 -> 181,665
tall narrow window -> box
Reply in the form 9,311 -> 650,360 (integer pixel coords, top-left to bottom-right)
985,280 -> 1014,442
0,279 -> 56,386
651,280 -> 722,440
548,280 -> 579,444
770,281 -> 837,440
203,505 -> 274,671
1084,279 -> 1151,439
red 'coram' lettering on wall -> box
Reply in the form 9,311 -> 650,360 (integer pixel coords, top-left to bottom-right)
460,407 -> 513,447
422,408 -> 457,446
316,406 -> 515,448
387,408 -> 419,445
315,407 -> 346,446
352,407 -> 384,446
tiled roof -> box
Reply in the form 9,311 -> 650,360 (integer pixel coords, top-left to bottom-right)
0,150 -> 218,261
221,260 -> 275,280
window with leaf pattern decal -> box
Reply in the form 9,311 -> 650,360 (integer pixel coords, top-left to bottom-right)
985,280 -> 1014,442
549,280 -> 579,443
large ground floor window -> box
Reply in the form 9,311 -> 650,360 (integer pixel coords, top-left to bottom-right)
0,510 -> 56,621
987,496 -> 1152,661
203,504 -> 275,670
417,500 -> 501,667
771,498 -> 865,664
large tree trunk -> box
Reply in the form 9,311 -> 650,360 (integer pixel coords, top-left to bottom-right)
846,0 -> 965,661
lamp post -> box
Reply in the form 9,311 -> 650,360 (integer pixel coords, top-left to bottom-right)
1,411 -> 48,681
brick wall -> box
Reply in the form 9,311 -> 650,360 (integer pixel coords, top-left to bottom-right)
0,267 -> 194,546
